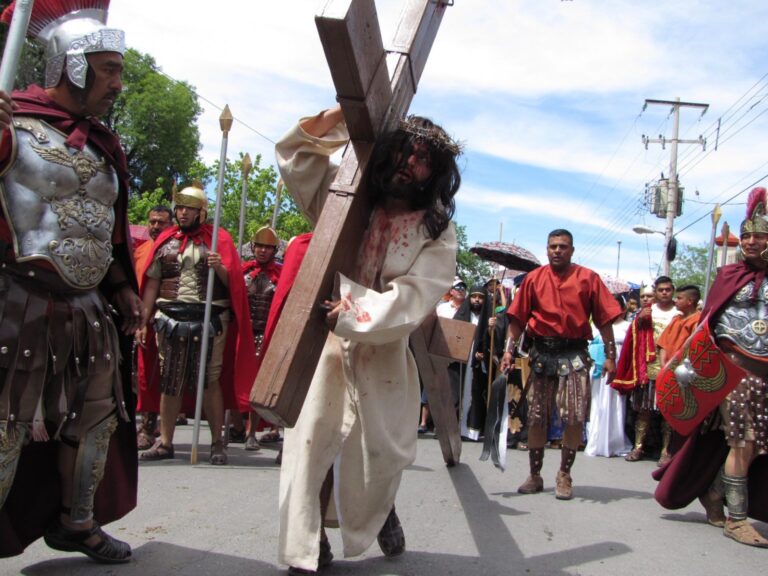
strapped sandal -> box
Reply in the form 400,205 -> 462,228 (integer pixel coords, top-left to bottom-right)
44,520 -> 132,564
139,440 -> 174,461
260,430 -> 282,444
136,429 -> 154,451
377,506 -> 405,557
210,440 -> 228,465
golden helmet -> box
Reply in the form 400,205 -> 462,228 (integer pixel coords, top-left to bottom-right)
251,226 -> 279,247
173,185 -> 208,223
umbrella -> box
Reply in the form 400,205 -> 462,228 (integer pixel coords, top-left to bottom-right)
470,241 -> 541,272
601,275 -> 632,294
129,224 -> 150,247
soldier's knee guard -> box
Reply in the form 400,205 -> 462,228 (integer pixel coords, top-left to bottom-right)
67,413 -> 118,522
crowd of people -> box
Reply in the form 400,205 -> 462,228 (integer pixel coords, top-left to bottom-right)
0,2 -> 766,574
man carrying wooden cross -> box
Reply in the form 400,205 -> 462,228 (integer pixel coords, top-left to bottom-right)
275,104 -> 461,574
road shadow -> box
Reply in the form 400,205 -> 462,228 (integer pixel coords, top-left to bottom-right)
489,484 -> 653,505
446,463 -> 632,574
18,541 -> 283,576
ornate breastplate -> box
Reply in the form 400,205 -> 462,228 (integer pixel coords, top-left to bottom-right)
715,278 -> 768,357
0,117 -> 118,289
245,270 -> 276,336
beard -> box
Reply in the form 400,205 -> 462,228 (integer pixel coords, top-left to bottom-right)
470,300 -> 484,313
178,218 -> 201,233
380,174 -> 431,210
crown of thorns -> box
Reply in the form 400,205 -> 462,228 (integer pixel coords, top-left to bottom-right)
399,116 -> 462,156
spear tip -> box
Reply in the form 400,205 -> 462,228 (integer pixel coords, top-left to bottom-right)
220,105 -> 234,132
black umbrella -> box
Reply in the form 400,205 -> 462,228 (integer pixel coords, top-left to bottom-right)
470,241 -> 541,272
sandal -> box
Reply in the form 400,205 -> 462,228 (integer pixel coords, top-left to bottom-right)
136,429 -> 154,451
44,520 -> 132,564
139,439 -> 174,461
210,440 -> 228,465
377,506 -> 405,557
245,435 -> 261,451
261,430 -> 282,444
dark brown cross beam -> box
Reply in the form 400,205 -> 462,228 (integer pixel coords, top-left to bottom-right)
251,0 -> 458,461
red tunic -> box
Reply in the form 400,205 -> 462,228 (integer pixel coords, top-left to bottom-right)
507,264 -> 622,338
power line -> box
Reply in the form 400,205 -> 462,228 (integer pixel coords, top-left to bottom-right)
154,68 -> 276,145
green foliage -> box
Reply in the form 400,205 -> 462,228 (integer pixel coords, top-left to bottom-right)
455,223 -> 491,284
669,242 -> 714,290
104,49 -> 202,194
128,186 -> 171,225
191,153 -> 311,249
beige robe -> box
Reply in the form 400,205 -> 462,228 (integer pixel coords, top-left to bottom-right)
275,116 -> 457,570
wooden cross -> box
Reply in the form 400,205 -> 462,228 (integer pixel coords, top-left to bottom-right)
250,0 -> 460,462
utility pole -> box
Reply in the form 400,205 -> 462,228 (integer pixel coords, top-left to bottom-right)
616,240 -> 622,277
642,97 -> 709,276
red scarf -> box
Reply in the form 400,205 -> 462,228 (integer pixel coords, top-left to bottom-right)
172,224 -> 213,255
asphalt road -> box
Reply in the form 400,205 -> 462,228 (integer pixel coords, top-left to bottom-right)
4,425 -> 766,575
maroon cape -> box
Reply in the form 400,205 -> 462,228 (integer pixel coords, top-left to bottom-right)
0,86 -> 138,557
137,224 -> 257,415
653,260 -> 768,522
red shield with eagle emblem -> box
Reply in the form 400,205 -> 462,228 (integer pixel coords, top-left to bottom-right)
656,319 -> 746,436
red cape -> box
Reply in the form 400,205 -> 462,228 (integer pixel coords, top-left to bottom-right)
137,224 -> 257,416
0,87 -> 138,557
242,258 -> 282,286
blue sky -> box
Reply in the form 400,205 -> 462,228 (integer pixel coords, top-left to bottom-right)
110,0 -> 768,286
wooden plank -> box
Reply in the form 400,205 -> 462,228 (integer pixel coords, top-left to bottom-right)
251,0 -> 452,427
410,322 -> 461,466
428,316 -> 476,363
316,0 -> 391,142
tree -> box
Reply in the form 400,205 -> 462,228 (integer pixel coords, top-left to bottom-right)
104,49 -> 202,195
127,185 -> 170,225
669,242 -> 713,289
455,224 -> 491,284
183,153 -> 311,250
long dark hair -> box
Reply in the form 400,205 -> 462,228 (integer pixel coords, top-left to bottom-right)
365,116 -> 461,240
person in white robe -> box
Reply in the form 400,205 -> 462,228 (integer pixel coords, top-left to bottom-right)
586,316 -> 633,457
274,105 -> 461,574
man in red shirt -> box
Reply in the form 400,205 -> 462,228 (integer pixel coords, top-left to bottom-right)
500,229 -> 622,499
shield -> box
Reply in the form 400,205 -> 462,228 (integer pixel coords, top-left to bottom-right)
655,319 -> 745,436
469,241 -> 541,272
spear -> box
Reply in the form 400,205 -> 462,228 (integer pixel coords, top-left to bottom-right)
0,0 -> 35,93
191,105 -> 233,464
237,153 -> 252,254
271,179 -> 284,229
222,152 -> 252,447
703,204 -> 721,301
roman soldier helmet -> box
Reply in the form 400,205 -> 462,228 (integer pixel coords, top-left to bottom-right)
1,1 -> 126,89
173,185 -> 208,224
740,187 -> 768,237
251,226 -> 279,247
